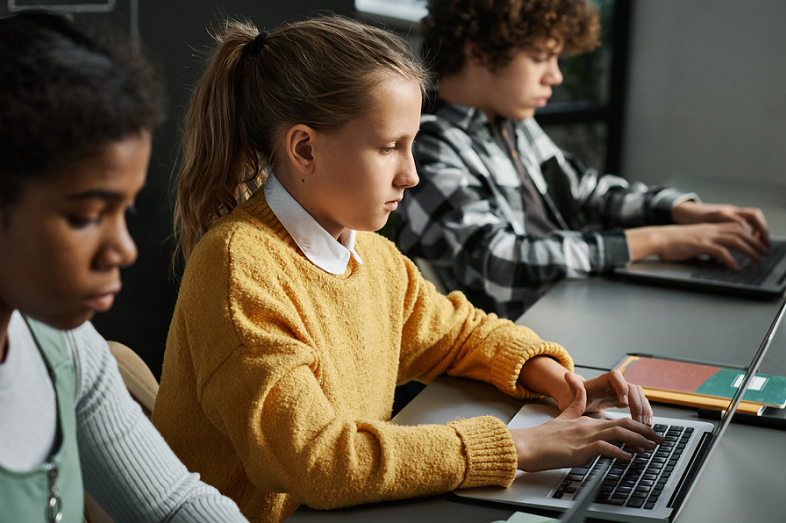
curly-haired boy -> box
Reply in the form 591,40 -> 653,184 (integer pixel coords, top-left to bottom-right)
395,0 -> 769,319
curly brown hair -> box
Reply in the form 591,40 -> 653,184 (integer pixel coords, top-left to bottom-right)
421,0 -> 601,79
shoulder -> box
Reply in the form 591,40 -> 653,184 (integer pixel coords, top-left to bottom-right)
186,205 -> 295,288
63,321 -> 122,404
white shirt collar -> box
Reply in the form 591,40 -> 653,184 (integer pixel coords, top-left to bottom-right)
264,172 -> 363,275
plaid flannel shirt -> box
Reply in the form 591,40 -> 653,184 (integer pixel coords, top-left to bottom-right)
394,101 -> 697,320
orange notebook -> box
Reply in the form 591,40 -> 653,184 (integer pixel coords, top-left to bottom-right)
613,355 -> 784,415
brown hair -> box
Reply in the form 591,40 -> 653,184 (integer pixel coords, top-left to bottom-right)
421,0 -> 600,79
174,15 -> 427,261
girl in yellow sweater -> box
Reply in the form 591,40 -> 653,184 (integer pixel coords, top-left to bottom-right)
152,15 -> 662,523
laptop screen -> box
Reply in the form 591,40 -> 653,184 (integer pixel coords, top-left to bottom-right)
714,295 -> 786,442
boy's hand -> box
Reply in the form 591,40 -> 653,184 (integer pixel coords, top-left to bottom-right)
672,201 -> 770,245
626,221 -> 769,270
557,371 -> 653,426
512,375 -> 664,472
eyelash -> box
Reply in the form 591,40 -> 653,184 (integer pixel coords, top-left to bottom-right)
66,205 -> 136,229
67,215 -> 99,229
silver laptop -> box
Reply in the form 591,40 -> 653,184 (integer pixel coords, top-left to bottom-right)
457,296 -> 786,523
613,238 -> 786,298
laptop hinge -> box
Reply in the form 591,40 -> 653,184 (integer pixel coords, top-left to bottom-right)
667,432 -> 712,510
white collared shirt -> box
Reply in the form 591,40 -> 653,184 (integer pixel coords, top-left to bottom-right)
264,172 -> 363,275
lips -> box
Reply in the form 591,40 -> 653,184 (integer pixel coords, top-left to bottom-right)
84,287 -> 120,313
385,200 -> 400,211
534,96 -> 550,107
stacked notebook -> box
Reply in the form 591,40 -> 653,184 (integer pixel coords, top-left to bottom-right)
614,354 -> 786,414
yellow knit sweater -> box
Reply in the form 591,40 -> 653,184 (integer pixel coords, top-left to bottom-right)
152,190 -> 573,523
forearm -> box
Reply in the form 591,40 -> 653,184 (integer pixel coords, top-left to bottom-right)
624,226 -> 664,261
582,178 -> 698,229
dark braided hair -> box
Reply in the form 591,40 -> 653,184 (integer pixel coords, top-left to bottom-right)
0,10 -> 164,212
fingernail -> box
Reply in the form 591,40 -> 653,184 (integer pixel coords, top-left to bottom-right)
622,395 -> 628,405
648,416 -> 653,426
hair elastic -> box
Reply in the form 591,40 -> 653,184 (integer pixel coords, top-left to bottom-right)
250,31 -> 270,55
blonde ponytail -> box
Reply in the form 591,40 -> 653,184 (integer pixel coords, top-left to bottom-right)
174,20 -> 261,261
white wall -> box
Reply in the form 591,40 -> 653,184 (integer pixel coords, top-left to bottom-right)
622,0 -> 786,187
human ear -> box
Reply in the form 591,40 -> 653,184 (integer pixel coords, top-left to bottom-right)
464,40 -> 489,70
284,124 -> 317,174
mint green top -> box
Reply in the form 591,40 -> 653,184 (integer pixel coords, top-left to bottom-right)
0,317 -> 83,522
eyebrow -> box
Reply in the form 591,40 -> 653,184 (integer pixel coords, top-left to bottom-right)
530,47 -> 561,57
66,182 -> 147,202
66,189 -> 126,202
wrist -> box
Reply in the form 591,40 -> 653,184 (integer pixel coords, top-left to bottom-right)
518,355 -> 570,401
624,227 -> 662,261
671,200 -> 700,224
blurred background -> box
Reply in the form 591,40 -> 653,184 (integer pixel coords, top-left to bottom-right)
2,0 -> 783,375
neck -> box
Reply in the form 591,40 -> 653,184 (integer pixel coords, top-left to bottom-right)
438,71 -> 497,122
272,169 -> 347,241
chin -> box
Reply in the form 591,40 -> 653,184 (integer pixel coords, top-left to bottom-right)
30,309 -> 95,332
516,109 -> 536,120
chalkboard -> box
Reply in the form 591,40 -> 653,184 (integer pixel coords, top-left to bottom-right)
1,1 -> 355,377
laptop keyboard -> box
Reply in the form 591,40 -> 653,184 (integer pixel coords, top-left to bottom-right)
553,424 -> 693,510
690,240 -> 786,286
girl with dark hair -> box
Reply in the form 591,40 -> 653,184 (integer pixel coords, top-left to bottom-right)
0,11 -> 249,522
153,15 -> 661,523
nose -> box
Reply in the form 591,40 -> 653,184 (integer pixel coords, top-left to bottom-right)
396,152 -> 419,189
545,57 -> 563,86
94,216 -> 138,271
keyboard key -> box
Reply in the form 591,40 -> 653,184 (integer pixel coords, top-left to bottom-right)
627,497 -> 645,508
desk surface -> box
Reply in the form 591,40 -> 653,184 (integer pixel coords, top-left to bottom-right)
515,277 -> 786,374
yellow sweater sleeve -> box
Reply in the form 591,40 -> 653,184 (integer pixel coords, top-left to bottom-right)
395,253 -> 573,399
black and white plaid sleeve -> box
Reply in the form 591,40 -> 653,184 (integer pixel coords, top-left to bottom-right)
518,119 -> 699,229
